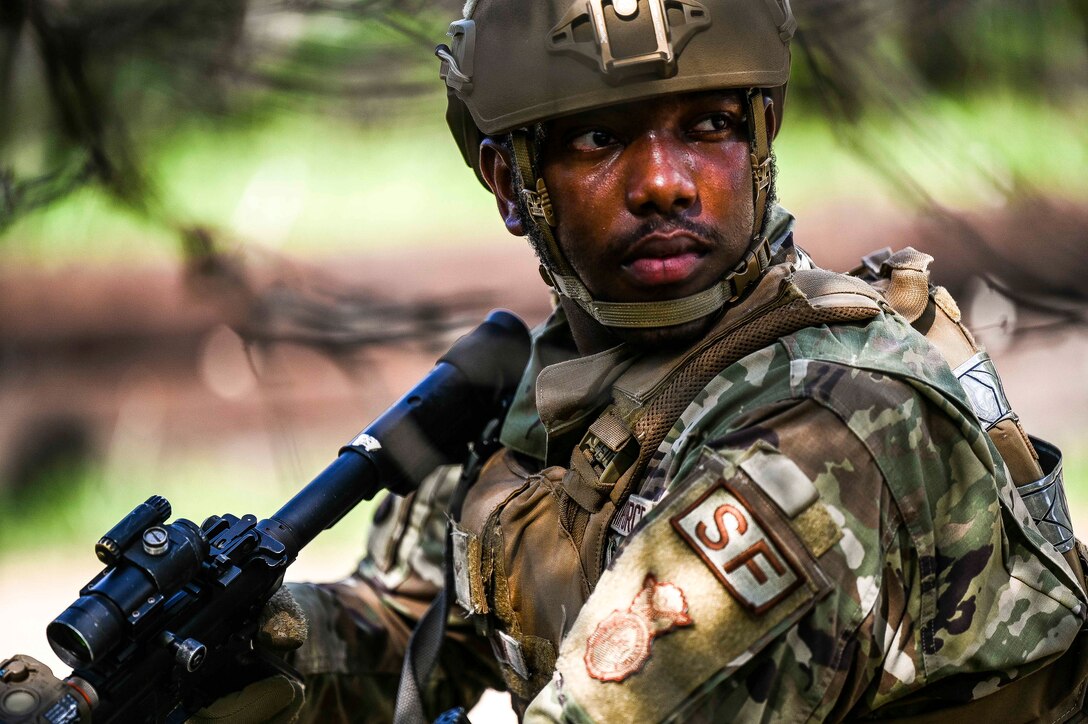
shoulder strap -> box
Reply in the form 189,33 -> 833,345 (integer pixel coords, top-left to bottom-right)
853,247 -> 1085,583
568,270 -> 883,584
854,248 -> 1046,473
621,270 -> 881,503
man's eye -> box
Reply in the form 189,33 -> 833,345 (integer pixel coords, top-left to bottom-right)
690,114 -> 737,134
569,130 -> 618,151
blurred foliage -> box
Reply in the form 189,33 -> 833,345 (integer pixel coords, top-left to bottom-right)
1,113 -> 502,263
790,0 -> 1087,202
0,0 -> 1085,327
791,0 -> 1088,114
0,0 -> 462,235
2,0 -> 1086,235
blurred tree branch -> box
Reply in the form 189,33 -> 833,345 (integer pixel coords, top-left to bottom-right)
0,0 -> 1085,337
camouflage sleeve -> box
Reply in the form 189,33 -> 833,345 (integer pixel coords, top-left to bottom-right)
527,352 -> 1084,723
668,398 -> 908,721
286,465 -> 504,722
525,399 -> 905,723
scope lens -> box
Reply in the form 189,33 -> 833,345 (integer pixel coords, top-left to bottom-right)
47,595 -> 123,668
46,622 -> 92,668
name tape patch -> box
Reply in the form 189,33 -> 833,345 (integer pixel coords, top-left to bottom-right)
610,494 -> 656,538
671,482 -> 799,614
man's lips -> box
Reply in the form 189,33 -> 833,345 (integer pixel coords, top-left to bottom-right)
620,233 -> 710,287
624,252 -> 704,286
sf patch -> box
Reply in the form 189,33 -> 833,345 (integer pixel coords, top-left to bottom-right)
671,482 -> 800,614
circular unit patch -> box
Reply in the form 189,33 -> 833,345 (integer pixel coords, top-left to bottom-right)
584,610 -> 652,682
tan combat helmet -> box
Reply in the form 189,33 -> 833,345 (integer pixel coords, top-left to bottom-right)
437,0 -> 796,329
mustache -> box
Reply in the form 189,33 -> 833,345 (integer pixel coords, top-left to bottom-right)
612,217 -> 727,259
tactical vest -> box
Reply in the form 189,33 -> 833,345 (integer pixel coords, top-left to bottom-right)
451,251 -> 1087,719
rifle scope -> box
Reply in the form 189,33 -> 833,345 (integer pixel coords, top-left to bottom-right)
46,310 -> 531,672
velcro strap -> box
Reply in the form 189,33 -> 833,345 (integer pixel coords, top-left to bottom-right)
566,409 -> 639,512
566,454 -> 616,513
790,268 -> 885,303
588,409 -> 634,452
450,524 -> 488,615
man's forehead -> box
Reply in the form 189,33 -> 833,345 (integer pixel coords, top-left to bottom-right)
546,89 -> 744,128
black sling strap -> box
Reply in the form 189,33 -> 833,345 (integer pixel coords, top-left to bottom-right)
393,417 -> 505,724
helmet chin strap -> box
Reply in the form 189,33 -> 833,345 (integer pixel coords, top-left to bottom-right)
511,88 -> 774,330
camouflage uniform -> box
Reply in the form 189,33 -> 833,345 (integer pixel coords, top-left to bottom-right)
523,289 -> 1086,722
287,211 -> 1086,722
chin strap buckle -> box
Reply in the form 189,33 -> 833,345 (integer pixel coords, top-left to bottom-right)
521,178 -> 557,227
751,154 -> 772,192
726,237 -> 772,303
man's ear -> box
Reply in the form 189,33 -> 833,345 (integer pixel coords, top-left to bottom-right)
763,95 -> 780,141
479,138 -> 525,237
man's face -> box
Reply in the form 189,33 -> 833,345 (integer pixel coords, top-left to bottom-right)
538,90 -> 755,307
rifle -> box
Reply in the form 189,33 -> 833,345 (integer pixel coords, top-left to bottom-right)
0,310 -> 531,723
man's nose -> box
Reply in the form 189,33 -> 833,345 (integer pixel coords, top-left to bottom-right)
624,134 -> 697,217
